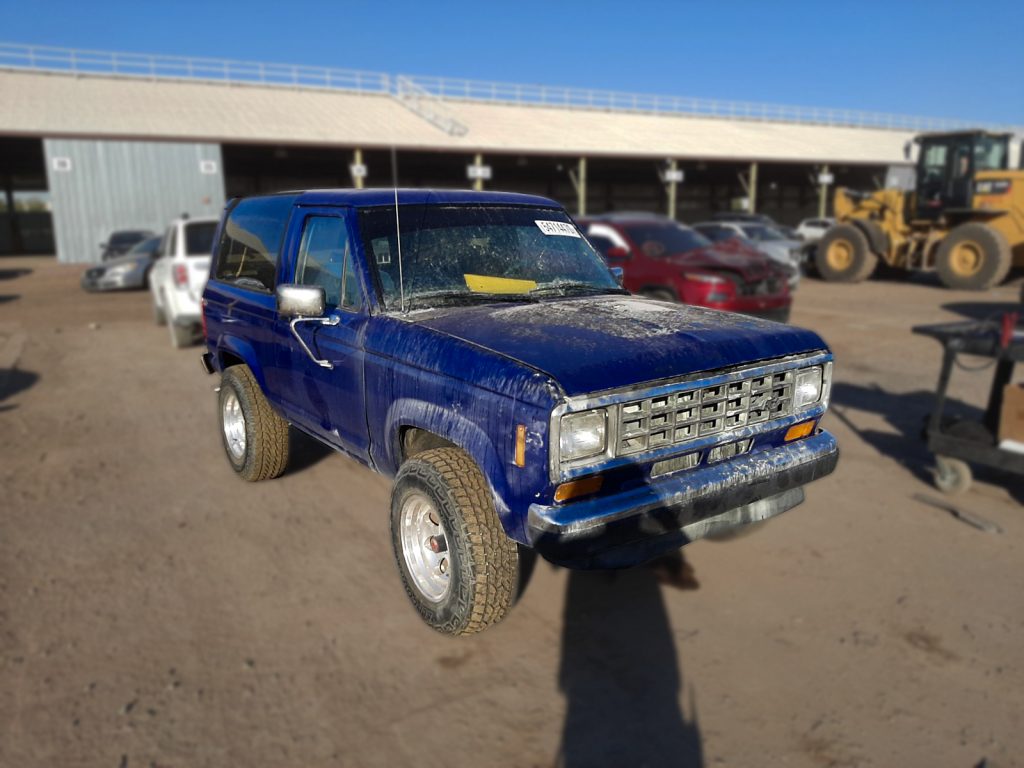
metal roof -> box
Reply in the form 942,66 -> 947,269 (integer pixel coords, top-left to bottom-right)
1,67 -> 917,165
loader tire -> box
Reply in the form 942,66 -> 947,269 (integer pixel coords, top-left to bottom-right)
815,224 -> 878,283
935,223 -> 1011,291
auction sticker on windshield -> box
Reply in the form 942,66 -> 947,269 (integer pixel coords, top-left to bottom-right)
535,220 -> 581,238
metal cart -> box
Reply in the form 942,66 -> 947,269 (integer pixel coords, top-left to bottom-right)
912,319 -> 1024,494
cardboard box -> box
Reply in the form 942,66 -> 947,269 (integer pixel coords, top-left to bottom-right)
998,383 -> 1024,443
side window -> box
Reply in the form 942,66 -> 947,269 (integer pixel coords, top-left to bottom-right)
295,216 -> 362,311
166,226 -> 177,258
214,195 -> 297,291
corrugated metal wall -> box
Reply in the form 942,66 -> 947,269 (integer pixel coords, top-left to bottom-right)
43,139 -> 225,263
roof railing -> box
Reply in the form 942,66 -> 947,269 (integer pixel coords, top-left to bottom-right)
1,42 -> 1019,135
0,42 -> 390,93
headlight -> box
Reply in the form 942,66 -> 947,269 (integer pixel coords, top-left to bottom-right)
106,263 -> 132,277
559,409 -> 607,462
794,365 -> 827,409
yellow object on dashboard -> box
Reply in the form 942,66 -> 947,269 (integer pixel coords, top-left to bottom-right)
464,274 -> 538,294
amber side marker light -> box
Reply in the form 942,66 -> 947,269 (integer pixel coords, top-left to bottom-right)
784,420 -> 816,442
554,475 -> 604,503
514,425 -> 527,467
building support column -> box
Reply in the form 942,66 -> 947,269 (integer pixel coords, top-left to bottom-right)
818,163 -> 830,219
576,157 -> 587,217
472,153 -> 484,192
748,161 -> 759,213
350,148 -> 365,189
666,158 -> 679,220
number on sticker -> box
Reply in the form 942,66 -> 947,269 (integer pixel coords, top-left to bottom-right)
535,220 -> 581,238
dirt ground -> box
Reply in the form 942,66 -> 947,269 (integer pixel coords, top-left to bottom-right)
1,257 -> 1022,768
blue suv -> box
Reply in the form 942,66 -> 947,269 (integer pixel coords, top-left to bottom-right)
201,189 -> 839,635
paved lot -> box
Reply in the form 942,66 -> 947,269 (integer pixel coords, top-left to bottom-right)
1,257 -> 1022,768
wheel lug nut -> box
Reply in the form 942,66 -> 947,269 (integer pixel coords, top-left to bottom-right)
427,535 -> 448,553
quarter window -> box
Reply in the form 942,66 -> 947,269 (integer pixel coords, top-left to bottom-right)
214,195 -> 297,291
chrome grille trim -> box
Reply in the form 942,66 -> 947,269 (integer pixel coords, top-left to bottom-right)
548,350 -> 832,483
616,370 -> 795,456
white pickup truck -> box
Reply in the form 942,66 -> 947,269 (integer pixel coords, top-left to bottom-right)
149,216 -> 219,347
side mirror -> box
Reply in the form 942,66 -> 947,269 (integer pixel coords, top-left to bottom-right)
606,246 -> 630,260
276,284 -> 326,318
610,266 -> 625,286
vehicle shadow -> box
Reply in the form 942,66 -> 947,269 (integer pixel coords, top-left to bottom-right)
0,268 -> 32,281
0,368 -> 40,412
285,429 -> 335,475
0,295 -> 19,304
830,381 -> 1022,501
557,551 -> 703,768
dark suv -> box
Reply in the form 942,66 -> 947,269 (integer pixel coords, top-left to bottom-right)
580,215 -> 793,323
201,190 -> 838,635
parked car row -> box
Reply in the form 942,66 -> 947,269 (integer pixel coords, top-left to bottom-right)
84,205 -> 821,352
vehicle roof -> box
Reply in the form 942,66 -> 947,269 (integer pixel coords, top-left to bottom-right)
169,215 -> 220,226
272,188 -> 562,209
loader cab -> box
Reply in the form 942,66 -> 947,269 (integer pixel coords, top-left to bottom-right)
914,131 -> 1011,220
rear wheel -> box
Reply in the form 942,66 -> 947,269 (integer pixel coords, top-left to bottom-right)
152,298 -> 165,326
169,321 -> 192,348
218,365 -> 290,481
935,223 -> 1011,291
815,224 -> 878,282
390,447 -> 519,636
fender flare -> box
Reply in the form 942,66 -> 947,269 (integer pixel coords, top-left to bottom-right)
214,334 -> 269,391
384,398 -> 517,536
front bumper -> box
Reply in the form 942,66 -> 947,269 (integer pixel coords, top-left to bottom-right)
527,430 -> 838,568
80,271 -> 138,291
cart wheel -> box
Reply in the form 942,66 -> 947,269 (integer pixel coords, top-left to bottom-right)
934,455 -> 972,495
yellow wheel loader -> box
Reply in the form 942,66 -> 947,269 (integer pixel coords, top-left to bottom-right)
817,131 -> 1024,290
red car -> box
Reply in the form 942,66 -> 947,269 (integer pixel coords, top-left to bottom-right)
580,214 -> 793,323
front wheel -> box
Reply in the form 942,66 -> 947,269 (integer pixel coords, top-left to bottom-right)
390,447 -> 519,636
218,365 -> 290,481
935,223 -> 1011,291
934,455 -> 972,495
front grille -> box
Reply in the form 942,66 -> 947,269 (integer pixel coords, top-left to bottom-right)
616,369 -> 796,456
85,267 -> 104,279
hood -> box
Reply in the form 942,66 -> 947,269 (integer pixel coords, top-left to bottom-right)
415,295 -> 826,396
661,246 -> 775,281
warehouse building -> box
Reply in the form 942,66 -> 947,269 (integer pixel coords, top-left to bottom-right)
1,43 -> 1010,264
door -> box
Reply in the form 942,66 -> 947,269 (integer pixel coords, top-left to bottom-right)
916,135 -> 974,219
277,209 -> 370,460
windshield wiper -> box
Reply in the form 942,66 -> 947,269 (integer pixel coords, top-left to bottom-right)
403,290 -> 538,309
528,282 -> 628,298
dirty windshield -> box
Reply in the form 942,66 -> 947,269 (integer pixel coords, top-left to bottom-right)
359,204 -> 623,310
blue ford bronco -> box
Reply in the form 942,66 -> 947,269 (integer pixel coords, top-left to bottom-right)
201,189 -> 838,635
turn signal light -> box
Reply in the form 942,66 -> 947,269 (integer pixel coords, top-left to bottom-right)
173,263 -> 189,288
514,425 -> 527,467
554,475 -> 603,503
784,420 -> 816,442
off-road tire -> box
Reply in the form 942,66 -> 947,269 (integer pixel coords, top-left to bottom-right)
935,223 -> 1011,291
218,365 -> 290,482
390,447 -> 519,636
815,223 -> 878,282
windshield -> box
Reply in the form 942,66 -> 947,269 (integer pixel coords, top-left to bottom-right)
185,221 -> 218,256
621,222 -> 711,257
358,205 -> 622,310
128,236 -> 161,255
974,134 -> 1008,172
743,224 -> 788,242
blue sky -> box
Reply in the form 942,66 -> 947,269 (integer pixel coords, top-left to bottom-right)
3,0 -> 1023,124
